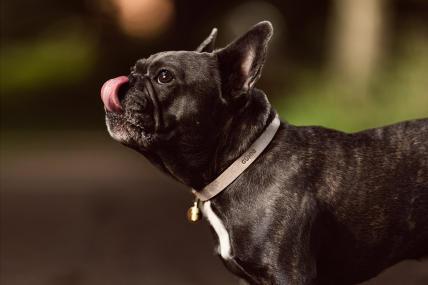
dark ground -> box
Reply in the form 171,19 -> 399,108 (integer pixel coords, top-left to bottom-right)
1,131 -> 427,285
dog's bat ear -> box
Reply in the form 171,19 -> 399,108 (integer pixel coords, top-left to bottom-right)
196,28 -> 218,53
216,21 -> 273,99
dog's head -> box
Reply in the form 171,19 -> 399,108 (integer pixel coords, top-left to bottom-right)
101,21 -> 273,187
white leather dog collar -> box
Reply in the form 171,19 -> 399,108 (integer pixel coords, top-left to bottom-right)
192,116 -> 280,201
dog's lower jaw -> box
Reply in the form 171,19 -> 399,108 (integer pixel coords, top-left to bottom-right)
105,112 -> 152,149
106,119 -> 128,144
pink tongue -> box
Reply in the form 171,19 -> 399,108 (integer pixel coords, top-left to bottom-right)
101,76 -> 129,113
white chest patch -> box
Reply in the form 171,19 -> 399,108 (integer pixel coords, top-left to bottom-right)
203,201 -> 231,260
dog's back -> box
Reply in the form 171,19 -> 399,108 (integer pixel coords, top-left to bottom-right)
283,118 -> 428,284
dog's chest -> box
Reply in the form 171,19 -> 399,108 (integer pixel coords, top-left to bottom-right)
202,201 -> 232,260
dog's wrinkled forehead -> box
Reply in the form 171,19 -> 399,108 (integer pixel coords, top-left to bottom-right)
133,51 -> 217,81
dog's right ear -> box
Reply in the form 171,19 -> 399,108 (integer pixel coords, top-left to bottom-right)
215,21 -> 273,100
196,28 -> 218,53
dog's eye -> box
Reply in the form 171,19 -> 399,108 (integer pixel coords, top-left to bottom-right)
157,70 -> 173,84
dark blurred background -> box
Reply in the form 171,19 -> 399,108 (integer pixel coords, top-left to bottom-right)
1,0 -> 428,284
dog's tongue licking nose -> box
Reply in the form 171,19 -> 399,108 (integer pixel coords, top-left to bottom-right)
101,76 -> 129,113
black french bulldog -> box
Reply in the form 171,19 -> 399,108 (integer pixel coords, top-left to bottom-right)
101,22 -> 428,285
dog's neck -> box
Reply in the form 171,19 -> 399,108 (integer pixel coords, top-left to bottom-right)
146,89 -> 277,190
209,90 -> 277,185
192,115 -> 280,201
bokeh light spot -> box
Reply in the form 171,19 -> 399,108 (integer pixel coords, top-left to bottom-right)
111,0 -> 175,39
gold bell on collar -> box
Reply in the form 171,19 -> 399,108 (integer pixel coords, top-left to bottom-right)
187,199 -> 202,223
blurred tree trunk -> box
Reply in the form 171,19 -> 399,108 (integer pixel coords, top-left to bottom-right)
328,0 -> 390,91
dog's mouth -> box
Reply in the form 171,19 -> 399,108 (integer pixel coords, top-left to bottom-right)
101,76 -> 128,113
101,75 -> 155,148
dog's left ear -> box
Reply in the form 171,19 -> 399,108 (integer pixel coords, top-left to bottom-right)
216,21 -> 273,99
196,28 -> 218,53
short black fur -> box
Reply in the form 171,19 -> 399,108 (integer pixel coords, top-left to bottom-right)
103,21 -> 428,285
